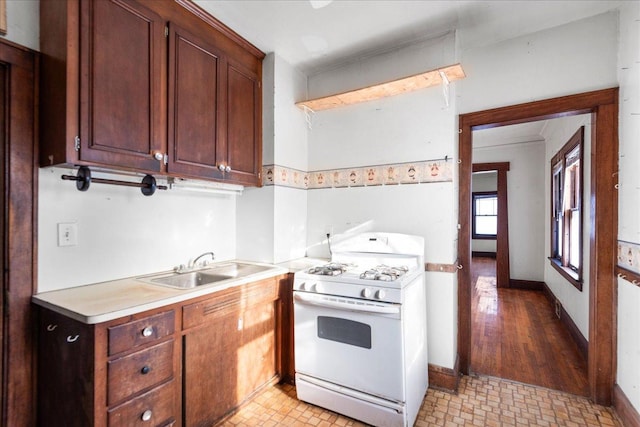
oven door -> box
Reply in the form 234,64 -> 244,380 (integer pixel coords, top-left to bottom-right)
293,291 -> 405,402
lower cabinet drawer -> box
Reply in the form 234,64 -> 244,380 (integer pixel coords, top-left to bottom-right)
108,340 -> 174,405
107,380 -> 176,427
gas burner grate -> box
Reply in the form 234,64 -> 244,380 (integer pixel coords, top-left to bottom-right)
307,262 -> 350,276
359,265 -> 409,281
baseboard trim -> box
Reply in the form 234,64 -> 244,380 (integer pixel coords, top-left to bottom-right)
428,355 -> 460,393
614,383 -> 640,427
542,283 -> 588,361
510,279 -> 544,291
472,251 -> 496,258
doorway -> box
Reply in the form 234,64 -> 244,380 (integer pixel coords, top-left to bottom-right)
458,88 -> 619,405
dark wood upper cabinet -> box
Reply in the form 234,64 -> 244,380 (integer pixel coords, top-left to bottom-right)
40,0 -> 264,186
224,62 -> 262,185
167,22 -> 224,180
79,0 -> 165,171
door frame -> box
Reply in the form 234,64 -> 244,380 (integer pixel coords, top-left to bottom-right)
457,88 -> 618,405
472,162 -> 510,288
0,39 -> 38,425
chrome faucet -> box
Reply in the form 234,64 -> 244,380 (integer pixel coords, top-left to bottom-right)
191,251 -> 215,268
174,251 -> 215,273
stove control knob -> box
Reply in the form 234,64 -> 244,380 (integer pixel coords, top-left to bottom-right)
362,288 -> 372,298
315,283 -> 323,293
376,289 -> 386,300
298,282 -> 306,291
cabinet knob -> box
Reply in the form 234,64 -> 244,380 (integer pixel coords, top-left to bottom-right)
153,152 -> 164,161
225,165 -> 231,173
218,164 -> 226,172
140,365 -> 151,375
141,410 -> 152,422
142,326 -> 153,337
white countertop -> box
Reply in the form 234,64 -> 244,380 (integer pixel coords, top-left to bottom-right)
32,260 -> 289,325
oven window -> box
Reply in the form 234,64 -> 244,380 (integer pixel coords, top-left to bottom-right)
317,316 -> 372,349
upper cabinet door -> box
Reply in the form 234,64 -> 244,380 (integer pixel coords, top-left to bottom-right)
222,61 -> 262,186
79,0 -> 165,172
167,22 -> 225,180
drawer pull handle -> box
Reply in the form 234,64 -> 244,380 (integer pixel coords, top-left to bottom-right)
141,410 -> 152,422
140,365 -> 151,375
142,326 -> 153,337
46,324 -> 58,331
66,335 -> 79,343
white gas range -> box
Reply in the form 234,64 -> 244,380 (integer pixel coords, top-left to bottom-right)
293,232 -> 428,427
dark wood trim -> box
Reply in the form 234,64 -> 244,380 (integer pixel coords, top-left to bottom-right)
473,162 -> 510,173
542,283 -> 588,361
509,279 -> 544,291
616,265 -> 640,288
588,99 -> 618,405
458,87 -> 618,406
613,383 -> 640,427
496,168 -> 510,288
428,356 -> 460,393
425,261 -> 460,273
548,257 -> 582,290
0,39 -> 38,427
549,126 -> 584,291
472,162 -> 510,288
472,251 -> 496,259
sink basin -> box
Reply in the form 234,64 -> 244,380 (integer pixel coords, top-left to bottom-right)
138,262 -> 273,290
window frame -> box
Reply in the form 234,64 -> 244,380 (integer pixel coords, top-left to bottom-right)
549,126 -> 584,291
472,191 -> 498,240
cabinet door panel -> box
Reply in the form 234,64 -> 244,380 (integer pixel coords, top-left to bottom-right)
184,311 -> 242,426
238,302 -> 276,399
80,0 -> 164,171
224,63 -> 261,185
167,23 -> 224,179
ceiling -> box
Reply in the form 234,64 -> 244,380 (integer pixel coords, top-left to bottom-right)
194,0 -> 621,75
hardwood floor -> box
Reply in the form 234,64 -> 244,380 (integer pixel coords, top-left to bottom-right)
470,257 -> 589,396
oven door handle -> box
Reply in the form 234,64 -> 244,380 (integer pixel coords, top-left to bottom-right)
294,293 -> 400,314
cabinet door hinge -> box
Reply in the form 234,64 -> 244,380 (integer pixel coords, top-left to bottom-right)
163,154 -> 169,165
74,136 -> 80,152
165,26 -> 169,37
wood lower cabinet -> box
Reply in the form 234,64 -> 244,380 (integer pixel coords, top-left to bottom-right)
36,275 -> 287,426
182,278 -> 278,426
37,308 -> 180,427
40,0 -> 263,186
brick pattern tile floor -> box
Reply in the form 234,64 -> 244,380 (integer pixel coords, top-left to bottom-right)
221,375 -> 623,427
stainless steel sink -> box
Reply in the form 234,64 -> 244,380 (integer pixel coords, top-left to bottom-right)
138,262 -> 273,290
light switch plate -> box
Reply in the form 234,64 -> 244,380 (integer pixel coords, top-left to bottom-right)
57,223 -> 78,247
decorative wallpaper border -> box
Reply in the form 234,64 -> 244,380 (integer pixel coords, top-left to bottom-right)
262,159 -> 453,190
617,240 -> 640,275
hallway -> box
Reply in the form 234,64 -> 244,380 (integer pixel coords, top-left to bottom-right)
470,257 -> 589,396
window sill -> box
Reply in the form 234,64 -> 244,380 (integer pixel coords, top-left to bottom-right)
548,258 -> 582,291
472,235 -> 497,240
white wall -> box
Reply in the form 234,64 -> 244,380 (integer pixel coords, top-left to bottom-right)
38,168 -> 237,292
616,0 -> 640,415
541,115 -> 592,339
306,34 -> 459,369
1,0 -> 39,51
237,53 -> 309,264
458,12 -> 619,114
473,140 -> 546,281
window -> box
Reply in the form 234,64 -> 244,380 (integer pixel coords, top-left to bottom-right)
550,127 -> 583,290
472,192 -> 498,239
